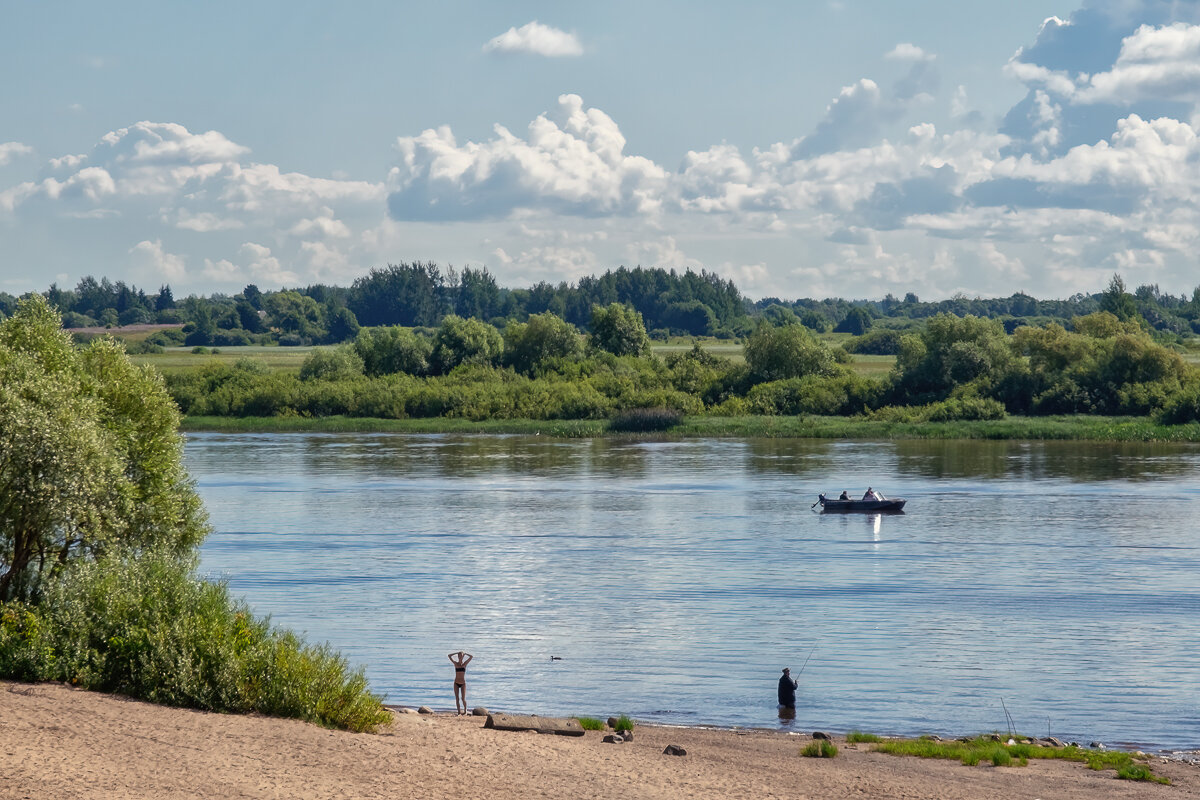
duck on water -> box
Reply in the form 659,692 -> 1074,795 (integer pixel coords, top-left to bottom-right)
814,487 -> 907,512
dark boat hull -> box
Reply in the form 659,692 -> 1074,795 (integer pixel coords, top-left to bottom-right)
819,498 -> 906,512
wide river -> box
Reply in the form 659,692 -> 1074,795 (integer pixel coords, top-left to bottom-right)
188,433 -> 1200,750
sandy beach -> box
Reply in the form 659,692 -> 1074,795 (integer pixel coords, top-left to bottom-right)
2,680 -> 1197,800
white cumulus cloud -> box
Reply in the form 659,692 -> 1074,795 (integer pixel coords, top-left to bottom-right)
130,239 -> 187,281
387,94 -> 666,220
483,21 -> 582,57
0,142 -> 33,166
1078,23 -> 1200,104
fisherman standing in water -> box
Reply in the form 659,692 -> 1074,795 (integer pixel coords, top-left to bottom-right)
448,650 -> 473,715
778,667 -> 798,708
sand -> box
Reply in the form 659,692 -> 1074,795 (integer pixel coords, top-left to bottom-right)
2,680 -> 1197,799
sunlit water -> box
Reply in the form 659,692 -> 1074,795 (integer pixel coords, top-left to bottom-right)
189,433 -> 1200,750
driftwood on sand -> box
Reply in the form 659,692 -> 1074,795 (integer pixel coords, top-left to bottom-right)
483,713 -> 585,736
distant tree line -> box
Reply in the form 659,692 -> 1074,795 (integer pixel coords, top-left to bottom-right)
4,268 -> 1200,352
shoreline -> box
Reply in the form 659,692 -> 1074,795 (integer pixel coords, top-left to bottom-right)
390,704 -> 1200,761
181,413 -> 1200,442
5,681 -> 1197,799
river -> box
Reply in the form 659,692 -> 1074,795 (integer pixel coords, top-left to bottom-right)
188,433 -> 1200,750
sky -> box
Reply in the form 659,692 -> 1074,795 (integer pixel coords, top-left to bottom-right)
4,0 -> 1200,301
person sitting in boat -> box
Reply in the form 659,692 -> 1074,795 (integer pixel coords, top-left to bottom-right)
838,490 -> 850,500
862,487 -> 880,501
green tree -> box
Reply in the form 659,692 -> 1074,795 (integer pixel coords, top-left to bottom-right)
588,303 -> 650,356
235,299 -> 265,333
183,298 -> 216,346
430,315 -> 503,374
264,291 -> 327,342
743,322 -> 837,383
835,306 -> 873,335
353,326 -> 432,376
299,347 -> 365,381
503,312 -> 581,375
0,296 -> 207,601
455,267 -> 503,320
892,314 -> 1016,403
798,310 -> 831,333
325,306 -> 361,343
347,262 -> 448,327
1099,274 -> 1138,322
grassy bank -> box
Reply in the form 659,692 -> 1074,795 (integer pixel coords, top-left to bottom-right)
181,414 -> 1200,442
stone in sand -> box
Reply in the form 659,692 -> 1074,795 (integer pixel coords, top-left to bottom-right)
418,706 -> 434,715
602,734 -> 625,744
483,713 -> 585,737
607,717 -> 619,729
663,744 -> 687,756
812,731 -> 831,740
472,707 -> 488,716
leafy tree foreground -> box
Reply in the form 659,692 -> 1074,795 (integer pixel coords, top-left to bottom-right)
0,296 -> 389,731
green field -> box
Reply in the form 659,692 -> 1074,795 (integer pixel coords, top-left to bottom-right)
130,346 -> 317,374
136,340 -> 895,378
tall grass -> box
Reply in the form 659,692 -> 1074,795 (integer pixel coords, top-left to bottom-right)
572,716 -> 605,731
801,739 -> 839,758
608,407 -> 683,432
0,551 -> 390,732
182,413 -> 1200,442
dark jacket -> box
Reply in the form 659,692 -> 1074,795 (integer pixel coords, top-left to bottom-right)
778,673 -> 798,706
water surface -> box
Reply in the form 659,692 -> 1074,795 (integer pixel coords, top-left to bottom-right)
190,434 -> 1200,750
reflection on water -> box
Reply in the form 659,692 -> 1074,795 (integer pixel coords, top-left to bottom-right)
190,433 -> 1200,750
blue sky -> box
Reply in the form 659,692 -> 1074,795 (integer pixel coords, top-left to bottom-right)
4,0 -> 1200,300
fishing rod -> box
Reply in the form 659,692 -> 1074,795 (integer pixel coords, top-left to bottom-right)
795,643 -> 818,677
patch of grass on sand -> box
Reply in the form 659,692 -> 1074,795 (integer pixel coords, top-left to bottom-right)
872,736 -> 1168,783
614,715 -> 634,734
572,717 -> 605,731
801,740 -> 839,758
846,731 -> 883,743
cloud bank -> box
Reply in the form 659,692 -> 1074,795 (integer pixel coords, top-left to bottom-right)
6,1 -> 1200,299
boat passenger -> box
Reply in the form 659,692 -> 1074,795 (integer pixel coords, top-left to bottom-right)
838,491 -> 850,500
862,487 -> 879,501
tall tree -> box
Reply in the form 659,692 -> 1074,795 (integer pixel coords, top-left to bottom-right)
0,296 -> 207,600
588,303 -> 650,357
1099,274 -> 1138,322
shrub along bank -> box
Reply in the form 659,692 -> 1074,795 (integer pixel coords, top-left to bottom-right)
164,308 -> 1200,433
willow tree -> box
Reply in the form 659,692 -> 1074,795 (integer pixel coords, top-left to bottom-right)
0,295 -> 207,601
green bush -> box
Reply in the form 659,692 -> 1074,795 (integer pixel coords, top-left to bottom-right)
300,348 -> 365,382
844,329 -> 903,355
614,714 -> 634,733
847,731 -> 882,743
573,716 -> 605,731
1157,384 -> 1200,424
0,552 -> 390,732
147,328 -> 186,347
